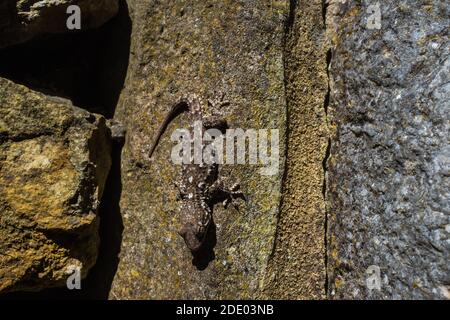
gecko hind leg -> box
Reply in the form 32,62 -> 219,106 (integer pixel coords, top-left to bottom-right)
209,178 -> 245,210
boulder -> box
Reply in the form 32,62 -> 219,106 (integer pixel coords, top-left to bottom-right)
0,77 -> 111,293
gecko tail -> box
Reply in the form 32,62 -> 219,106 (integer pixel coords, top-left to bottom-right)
148,99 -> 189,158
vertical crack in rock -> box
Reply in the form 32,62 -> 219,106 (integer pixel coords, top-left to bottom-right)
262,0 -> 329,299
269,0 -> 297,260
322,0 -> 332,296
285,0 -> 297,34
322,137 -> 331,294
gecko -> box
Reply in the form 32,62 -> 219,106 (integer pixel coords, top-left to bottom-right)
149,93 -> 244,253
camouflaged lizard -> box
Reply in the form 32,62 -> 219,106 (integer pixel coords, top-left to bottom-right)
149,93 -> 244,253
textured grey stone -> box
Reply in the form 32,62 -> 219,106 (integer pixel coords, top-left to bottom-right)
327,0 -> 449,299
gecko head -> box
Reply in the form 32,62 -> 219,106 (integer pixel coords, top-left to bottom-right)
179,226 -> 204,253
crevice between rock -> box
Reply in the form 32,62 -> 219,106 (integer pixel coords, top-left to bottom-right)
322,0 -> 332,297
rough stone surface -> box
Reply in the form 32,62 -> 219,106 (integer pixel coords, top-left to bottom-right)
327,0 -> 450,299
110,0 -> 288,299
262,0 -> 329,299
0,0 -> 119,48
0,78 -> 111,293
2,0 -> 446,300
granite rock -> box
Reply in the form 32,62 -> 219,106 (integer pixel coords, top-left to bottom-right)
326,0 -> 450,299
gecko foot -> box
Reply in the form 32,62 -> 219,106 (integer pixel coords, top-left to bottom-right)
208,91 -> 230,109
210,179 -> 245,210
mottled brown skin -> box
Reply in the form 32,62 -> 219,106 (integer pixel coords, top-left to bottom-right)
149,94 -> 242,253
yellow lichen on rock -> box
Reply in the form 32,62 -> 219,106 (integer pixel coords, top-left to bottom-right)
0,78 -> 111,293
